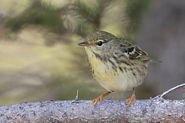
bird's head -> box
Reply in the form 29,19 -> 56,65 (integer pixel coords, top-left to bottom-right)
79,31 -> 125,54
79,31 -> 149,62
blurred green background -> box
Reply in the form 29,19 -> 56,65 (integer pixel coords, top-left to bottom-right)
0,0 -> 184,105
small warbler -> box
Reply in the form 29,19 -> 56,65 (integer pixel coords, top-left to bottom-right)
79,31 -> 150,106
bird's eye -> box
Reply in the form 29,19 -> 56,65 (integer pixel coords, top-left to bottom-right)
96,40 -> 103,46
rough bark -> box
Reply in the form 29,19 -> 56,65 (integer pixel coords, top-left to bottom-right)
0,98 -> 185,123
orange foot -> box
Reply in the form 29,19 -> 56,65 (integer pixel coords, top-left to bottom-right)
92,91 -> 112,107
92,95 -> 103,107
126,94 -> 136,106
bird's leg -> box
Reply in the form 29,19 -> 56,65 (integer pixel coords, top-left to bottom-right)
126,88 -> 136,106
92,91 -> 112,107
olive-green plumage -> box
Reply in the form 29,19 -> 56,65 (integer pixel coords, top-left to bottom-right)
79,31 -> 150,106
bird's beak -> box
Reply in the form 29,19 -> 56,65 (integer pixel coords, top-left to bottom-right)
78,41 -> 91,46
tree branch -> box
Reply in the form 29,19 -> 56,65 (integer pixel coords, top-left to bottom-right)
0,84 -> 185,122
0,98 -> 185,123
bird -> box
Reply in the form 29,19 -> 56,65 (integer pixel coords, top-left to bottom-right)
78,31 -> 150,107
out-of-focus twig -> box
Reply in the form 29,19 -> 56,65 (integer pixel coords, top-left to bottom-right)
160,83 -> 185,98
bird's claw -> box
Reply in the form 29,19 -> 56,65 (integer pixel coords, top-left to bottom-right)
92,95 -> 103,107
126,94 -> 136,106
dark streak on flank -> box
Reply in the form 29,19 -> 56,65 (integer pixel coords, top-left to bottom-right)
112,66 -> 118,72
119,67 -> 123,72
113,55 -> 119,63
108,59 -> 117,72
92,69 -> 94,74
92,50 -> 118,72
108,58 -> 115,66
118,54 -> 125,58
118,60 -> 130,66
113,53 -> 132,66
133,72 -> 136,77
